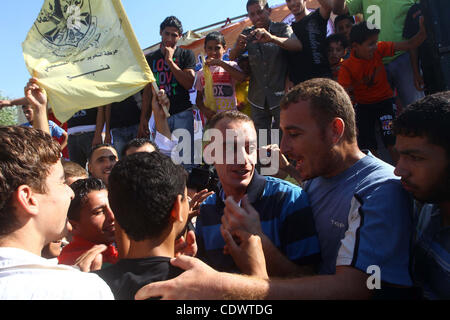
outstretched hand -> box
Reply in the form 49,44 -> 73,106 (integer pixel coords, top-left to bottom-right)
135,255 -> 223,300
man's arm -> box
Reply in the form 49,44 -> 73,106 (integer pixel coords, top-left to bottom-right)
222,197 -> 316,277
394,17 -> 427,52
104,104 -> 112,144
138,83 -> 153,138
135,252 -> 370,300
0,97 -> 29,108
250,28 -> 302,51
164,47 -> 195,90
60,130 -> 68,150
24,78 -> 50,134
229,33 -> 248,61
92,106 -> 106,146
409,49 -> 425,91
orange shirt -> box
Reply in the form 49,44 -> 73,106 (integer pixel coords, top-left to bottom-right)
338,41 -> 395,105
58,236 -> 118,267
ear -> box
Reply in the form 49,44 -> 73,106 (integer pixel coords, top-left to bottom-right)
170,195 -> 185,223
330,118 -> 345,144
15,185 -> 40,217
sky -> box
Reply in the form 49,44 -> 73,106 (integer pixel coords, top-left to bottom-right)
0,0 -> 286,99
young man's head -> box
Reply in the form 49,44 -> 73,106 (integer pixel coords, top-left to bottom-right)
87,144 -> 118,186
326,33 -> 349,66
108,152 -> 189,243
0,126 -> 74,246
280,78 -> 357,181
160,16 -> 183,49
204,111 -> 257,199
22,105 -> 34,123
350,21 -> 380,60
204,31 -> 226,60
334,14 -> 355,41
62,160 -> 88,186
286,0 -> 307,18
68,178 -> 115,245
122,138 -> 158,158
247,0 -> 271,29
394,92 -> 450,203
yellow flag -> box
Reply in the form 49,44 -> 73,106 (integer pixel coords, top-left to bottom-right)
200,55 -> 216,112
22,0 -> 154,122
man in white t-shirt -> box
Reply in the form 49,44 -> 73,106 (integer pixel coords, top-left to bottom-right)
0,78 -> 114,300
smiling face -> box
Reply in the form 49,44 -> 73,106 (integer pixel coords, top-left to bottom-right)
70,189 -> 115,245
35,160 -> 75,243
336,18 -> 354,41
212,119 -> 257,198
280,100 -> 336,181
205,40 -> 226,60
394,135 -> 449,203
88,147 -> 118,186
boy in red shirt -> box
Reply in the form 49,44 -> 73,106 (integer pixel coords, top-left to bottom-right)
338,20 -> 426,161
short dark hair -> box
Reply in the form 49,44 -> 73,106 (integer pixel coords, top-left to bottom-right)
108,152 -> 188,241
67,178 -> 107,221
334,14 -> 355,30
281,78 -> 357,142
246,0 -> 269,11
350,21 -> 380,45
393,91 -> 450,156
206,110 -> 253,131
0,126 -> 61,236
87,143 -> 116,163
204,31 -> 226,47
325,33 -> 349,50
121,138 -> 159,158
62,160 -> 88,181
160,16 -> 183,35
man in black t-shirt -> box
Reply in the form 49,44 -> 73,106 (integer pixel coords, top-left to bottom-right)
95,152 -> 192,300
286,0 -> 333,85
139,16 -> 196,170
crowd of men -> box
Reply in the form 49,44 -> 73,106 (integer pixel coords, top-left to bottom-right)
0,0 -> 448,300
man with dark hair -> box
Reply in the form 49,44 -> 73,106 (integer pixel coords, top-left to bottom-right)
122,138 -> 158,158
393,91 -> 450,299
94,152 -> 190,300
139,16 -> 197,169
0,78 -> 113,299
58,178 -> 117,268
196,110 -> 321,277
136,78 -> 416,300
87,143 -> 118,187
229,0 -> 302,145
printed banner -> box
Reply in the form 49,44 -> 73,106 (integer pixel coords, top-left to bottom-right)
22,0 -> 154,122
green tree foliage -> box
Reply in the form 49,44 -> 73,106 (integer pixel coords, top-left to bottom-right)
0,93 -> 18,126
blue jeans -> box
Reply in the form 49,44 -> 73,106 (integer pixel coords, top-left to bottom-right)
168,109 -> 197,173
111,124 -> 139,159
68,131 -> 95,168
385,52 -> 425,108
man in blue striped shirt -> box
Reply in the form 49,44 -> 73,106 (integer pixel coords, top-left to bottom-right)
196,111 -> 321,277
